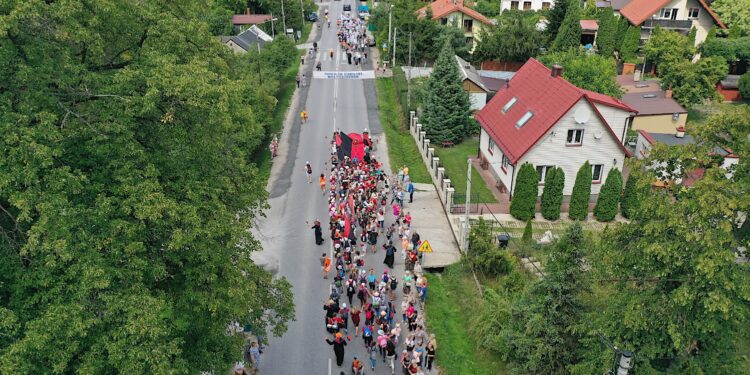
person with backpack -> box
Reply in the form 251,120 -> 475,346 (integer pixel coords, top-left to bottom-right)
362,322 -> 374,347
346,279 -> 356,305
367,341 -> 378,371
340,303 -> 350,334
388,276 -> 398,301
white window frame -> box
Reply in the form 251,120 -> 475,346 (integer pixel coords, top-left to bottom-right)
502,97 -> 517,113
488,137 -> 496,155
688,8 -> 700,19
566,129 -> 584,146
501,154 -> 510,171
661,8 -> 678,20
536,165 -> 554,183
510,1 -> 519,10
592,164 -> 604,183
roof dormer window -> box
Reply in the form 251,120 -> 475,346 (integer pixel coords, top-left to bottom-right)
516,111 -> 533,128
502,97 -> 517,113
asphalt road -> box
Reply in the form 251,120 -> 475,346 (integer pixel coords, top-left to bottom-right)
256,2 -> 406,374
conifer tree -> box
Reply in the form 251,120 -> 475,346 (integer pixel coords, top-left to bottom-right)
594,168 -> 623,221
551,0 -> 582,51
568,161 -> 592,220
620,26 -> 641,62
522,220 -> 533,243
422,39 -> 471,144
545,0 -> 570,43
596,7 -> 617,57
620,174 -> 639,219
541,167 -> 565,220
510,163 -> 539,221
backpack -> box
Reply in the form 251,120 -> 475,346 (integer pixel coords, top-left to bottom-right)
347,284 -> 355,294
390,279 -> 398,290
363,326 -> 372,337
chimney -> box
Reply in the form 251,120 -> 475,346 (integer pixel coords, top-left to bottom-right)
246,7 -> 250,15
665,88 -> 673,98
675,126 -> 686,138
551,64 -> 563,78
505,79 -> 510,89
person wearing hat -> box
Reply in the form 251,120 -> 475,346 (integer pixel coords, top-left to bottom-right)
376,329 -> 388,361
351,355 -> 364,375
325,332 -> 348,366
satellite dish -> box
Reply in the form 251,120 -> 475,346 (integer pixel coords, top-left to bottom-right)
594,131 -> 603,139
574,107 -> 590,124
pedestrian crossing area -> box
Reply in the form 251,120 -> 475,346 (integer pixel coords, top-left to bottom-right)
309,51 -> 369,64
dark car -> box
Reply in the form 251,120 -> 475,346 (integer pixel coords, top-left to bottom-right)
343,4 -> 351,11
307,12 -> 318,22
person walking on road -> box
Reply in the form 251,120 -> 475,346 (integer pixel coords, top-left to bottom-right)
309,220 -> 324,245
407,181 -> 415,203
383,240 -> 395,269
305,161 -> 312,183
296,74 -> 301,88
319,173 -> 327,194
321,253 -> 331,279
425,334 -> 437,372
325,332 -> 348,367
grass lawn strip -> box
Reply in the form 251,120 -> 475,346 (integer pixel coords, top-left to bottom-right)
374,77 -> 431,183
434,139 -> 497,204
425,262 -> 511,375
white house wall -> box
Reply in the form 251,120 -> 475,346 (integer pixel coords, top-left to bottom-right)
500,0 -> 555,11
592,103 -> 631,144
470,92 -> 487,111
637,0 -> 719,46
516,99 -> 627,196
479,128 -> 513,191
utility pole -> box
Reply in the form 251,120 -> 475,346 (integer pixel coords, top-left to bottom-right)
387,5 -> 393,64
392,27 -> 397,68
463,158 -> 471,251
257,41 -> 263,85
281,0 -> 288,38
407,32 -> 412,109
299,0 -> 305,33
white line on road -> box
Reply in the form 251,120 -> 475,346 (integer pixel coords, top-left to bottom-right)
328,357 -> 332,375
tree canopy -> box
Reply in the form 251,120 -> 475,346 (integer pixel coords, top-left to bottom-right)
539,50 -> 623,98
712,0 -> 750,36
551,0 -> 583,52
473,11 -> 545,63
0,0 -> 294,372
421,40 -> 471,143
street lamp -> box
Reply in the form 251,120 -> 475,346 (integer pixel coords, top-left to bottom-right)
387,4 -> 394,65
260,16 -> 279,39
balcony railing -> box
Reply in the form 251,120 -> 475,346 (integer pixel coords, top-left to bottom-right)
643,19 -> 693,31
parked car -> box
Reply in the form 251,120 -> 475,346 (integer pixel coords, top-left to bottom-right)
343,4 -> 351,11
307,12 -> 318,22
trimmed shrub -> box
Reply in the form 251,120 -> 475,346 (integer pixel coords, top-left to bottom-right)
739,73 -> 750,99
568,161 -> 592,220
620,174 -> 639,219
522,220 -> 533,243
594,168 -> 623,221
541,167 -> 565,220
510,163 -> 539,221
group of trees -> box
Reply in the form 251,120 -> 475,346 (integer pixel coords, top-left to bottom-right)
475,107 -> 750,374
0,0 -> 295,373
216,0 -> 316,37
510,162 -> 627,222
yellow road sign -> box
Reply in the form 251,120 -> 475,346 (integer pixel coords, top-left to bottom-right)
418,240 -> 433,253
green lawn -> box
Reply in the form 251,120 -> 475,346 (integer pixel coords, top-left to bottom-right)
374,78 -> 431,183
426,262 -> 511,375
434,139 -> 498,203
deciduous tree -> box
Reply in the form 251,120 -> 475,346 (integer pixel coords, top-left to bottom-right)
660,56 -> 729,106
473,12 -> 545,63
539,50 -> 623,97
712,0 -> 750,36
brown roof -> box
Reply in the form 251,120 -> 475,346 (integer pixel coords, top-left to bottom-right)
580,20 -> 599,31
232,14 -> 272,25
617,75 -> 661,93
417,0 -> 492,25
619,0 -> 725,28
621,91 -> 687,116
481,76 -> 504,92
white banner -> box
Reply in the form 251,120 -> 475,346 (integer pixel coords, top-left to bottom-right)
313,70 -> 376,80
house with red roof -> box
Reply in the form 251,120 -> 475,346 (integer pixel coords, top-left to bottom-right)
475,58 -> 636,197
232,9 -> 273,32
416,0 -> 492,50
616,0 -> 725,47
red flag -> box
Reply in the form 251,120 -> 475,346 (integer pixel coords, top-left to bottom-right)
343,214 -> 351,239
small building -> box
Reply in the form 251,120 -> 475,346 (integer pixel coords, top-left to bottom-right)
475,58 -> 635,198
617,75 -> 687,134
617,0 -> 726,47
222,25 -> 273,54
416,0 -> 493,50
455,55 -> 489,110
580,19 -> 599,47
500,0 -> 554,11
232,10 -> 273,32
717,74 -> 742,102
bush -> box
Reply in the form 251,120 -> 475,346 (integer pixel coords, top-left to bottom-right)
510,163 -> 539,221
620,174 -> 639,219
522,220 -> 533,243
740,73 -> 750,99
468,218 -> 512,276
568,161 -> 592,220
541,167 -> 565,220
594,168 -> 623,221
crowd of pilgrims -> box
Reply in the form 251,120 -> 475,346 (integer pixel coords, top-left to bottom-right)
316,131 -> 436,375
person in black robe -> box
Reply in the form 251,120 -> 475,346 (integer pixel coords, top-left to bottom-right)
325,334 -> 348,366
383,240 -> 395,269
311,220 -> 324,245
